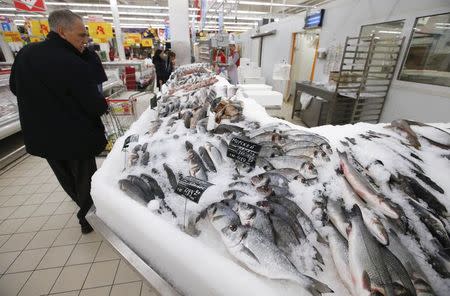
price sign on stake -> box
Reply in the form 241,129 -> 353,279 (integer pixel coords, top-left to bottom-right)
226,137 -> 262,167
175,176 -> 212,203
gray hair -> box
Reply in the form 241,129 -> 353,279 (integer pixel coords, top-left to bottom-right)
48,9 -> 83,32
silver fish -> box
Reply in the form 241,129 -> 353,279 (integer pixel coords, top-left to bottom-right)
205,142 -> 224,169
198,146 -> 217,173
389,119 -> 421,149
285,147 -> 330,162
233,202 -> 274,241
338,150 -> 400,219
342,179 -> 389,245
348,205 -> 394,296
326,198 -> 350,240
256,184 -> 291,197
250,172 -> 290,188
382,244 -> 417,296
221,224 -> 333,296
267,156 -> 318,178
328,226 -> 354,295
386,230 -> 434,295
267,196 -> 327,245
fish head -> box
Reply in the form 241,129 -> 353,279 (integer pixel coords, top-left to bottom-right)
256,185 -> 273,196
251,175 -> 267,186
300,161 -> 318,178
320,143 -> 333,155
256,200 -> 271,213
185,141 -> 194,151
236,203 -> 256,226
207,202 -> 239,232
221,223 -> 246,247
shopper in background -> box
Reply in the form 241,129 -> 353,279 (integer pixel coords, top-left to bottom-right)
167,51 -> 176,76
215,48 -> 227,75
227,43 -> 240,85
153,49 -> 169,88
9,9 -> 108,234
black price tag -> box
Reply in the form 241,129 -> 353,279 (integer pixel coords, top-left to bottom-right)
150,94 -> 157,109
175,176 -> 212,203
123,134 -> 139,150
226,137 -> 262,167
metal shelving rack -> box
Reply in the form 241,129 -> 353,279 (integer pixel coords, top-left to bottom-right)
326,35 -> 404,124
198,40 -> 211,63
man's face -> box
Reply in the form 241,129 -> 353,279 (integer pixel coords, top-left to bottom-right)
58,19 -> 89,53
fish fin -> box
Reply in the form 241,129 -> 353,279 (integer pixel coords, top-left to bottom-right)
308,276 -> 334,296
362,271 -> 371,291
241,246 -> 260,264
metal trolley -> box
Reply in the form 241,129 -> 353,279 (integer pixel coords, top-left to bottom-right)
101,90 -> 156,151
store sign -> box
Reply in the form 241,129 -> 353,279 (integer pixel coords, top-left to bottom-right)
126,33 -> 142,44
304,9 -> 325,29
226,137 -> 261,167
29,19 -> 49,37
141,38 -> 153,47
3,31 -> 22,42
13,0 -> 46,12
216,33 -> 228,47
124,38 -> 135,46
87,22 -> 113,39
1,22 -> 12,32
29,36 -> 42,42
93,37 -> 108,44
175,176 -> 212,203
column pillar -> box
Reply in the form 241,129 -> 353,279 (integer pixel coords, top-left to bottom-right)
110,0 -> 125,61
168,0 -> 191,65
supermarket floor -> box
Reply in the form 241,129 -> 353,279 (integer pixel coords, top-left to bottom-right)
0,155 -> 160,296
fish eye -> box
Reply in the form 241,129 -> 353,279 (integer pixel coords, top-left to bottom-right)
229,224 -> 238,232
308,163 -> 315,170
313,150 -> 319,156
212,207 -> 217,215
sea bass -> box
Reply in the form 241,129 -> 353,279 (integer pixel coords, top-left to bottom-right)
221,223 -> 333,296
348,205 -> 395,296
339,150 -> 400,219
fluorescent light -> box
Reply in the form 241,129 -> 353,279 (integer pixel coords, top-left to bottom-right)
378,30 -> 401,34
227,0 -> 311,8
435,26 -> 449,29
0,7 -> 16,11
46,2 -> 266,14
436,23 -> 450,26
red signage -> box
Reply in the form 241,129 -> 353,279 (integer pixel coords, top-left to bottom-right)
13,0 -> 46,12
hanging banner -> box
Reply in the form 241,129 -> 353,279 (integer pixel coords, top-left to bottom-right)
13,0 -> 46,12
93,37 -> 108,44
28,19 -> 49,37
126,33 -> 142,44
3,31 -> 22,42
87,22 -> 113,39
1,22 -> 12,32
200,0 -> 207,30
141,38 -> 153,47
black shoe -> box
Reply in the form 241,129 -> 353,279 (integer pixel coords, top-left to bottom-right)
81,222 -> 93,234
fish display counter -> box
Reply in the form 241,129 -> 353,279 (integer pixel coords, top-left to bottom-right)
90,63 -> 450,296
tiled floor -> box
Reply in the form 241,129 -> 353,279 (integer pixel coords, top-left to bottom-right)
0,156 -> 160,296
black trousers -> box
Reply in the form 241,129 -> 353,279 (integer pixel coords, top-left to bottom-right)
47,159 -> 97,226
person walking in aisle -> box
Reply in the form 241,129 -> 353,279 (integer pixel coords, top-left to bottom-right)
9,10 -> 108,234
153,49 -> 170,89
227,42 -> 240,85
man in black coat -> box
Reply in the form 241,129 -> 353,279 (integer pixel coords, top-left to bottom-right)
9,10 -> 108,234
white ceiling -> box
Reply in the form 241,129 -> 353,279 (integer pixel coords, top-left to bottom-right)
0,0 -> 325,31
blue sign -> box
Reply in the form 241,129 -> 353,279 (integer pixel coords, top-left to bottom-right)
1,22 -> 12,32
304,9 -> 325,29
